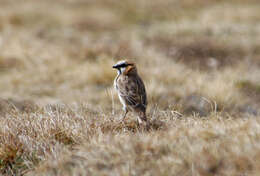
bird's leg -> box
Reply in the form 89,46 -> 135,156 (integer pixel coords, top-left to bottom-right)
138,111 -> 147,123
137,116 -> 143,125
137,111 -> 149,130
120,106 -> 128,122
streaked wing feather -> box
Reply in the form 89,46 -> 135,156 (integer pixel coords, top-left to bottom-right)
118,75 -> 147,109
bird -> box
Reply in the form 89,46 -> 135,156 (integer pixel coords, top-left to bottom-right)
112,60 -> 148,125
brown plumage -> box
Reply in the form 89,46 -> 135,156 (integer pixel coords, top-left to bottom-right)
113,60 -> 147,124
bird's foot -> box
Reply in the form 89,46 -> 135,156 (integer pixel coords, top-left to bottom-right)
137,119 -> 150,131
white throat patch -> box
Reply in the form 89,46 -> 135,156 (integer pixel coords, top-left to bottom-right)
120,67 -> 126,74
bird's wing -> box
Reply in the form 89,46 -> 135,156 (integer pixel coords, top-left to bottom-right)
118,75 -> 147,110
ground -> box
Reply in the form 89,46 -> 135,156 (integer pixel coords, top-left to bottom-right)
0,0 -> 260,175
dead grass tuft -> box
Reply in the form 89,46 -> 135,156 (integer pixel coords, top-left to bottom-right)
181,94 -> 212,117
53,129 -> 77,146
0,135 -> 40,176
0,99 -> 37,115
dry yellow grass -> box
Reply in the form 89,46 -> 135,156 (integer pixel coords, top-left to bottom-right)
0,0 -> 260,175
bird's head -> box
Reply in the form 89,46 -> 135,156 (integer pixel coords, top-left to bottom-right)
112,60 -> 137,75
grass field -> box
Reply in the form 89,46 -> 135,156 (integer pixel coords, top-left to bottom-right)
0,0 -> 260,175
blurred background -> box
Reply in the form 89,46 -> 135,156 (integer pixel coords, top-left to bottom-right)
0,0 -> 259,116
1,1 -> 260,175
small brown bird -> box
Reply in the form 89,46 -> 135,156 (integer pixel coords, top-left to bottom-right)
113,60 -> 148,124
